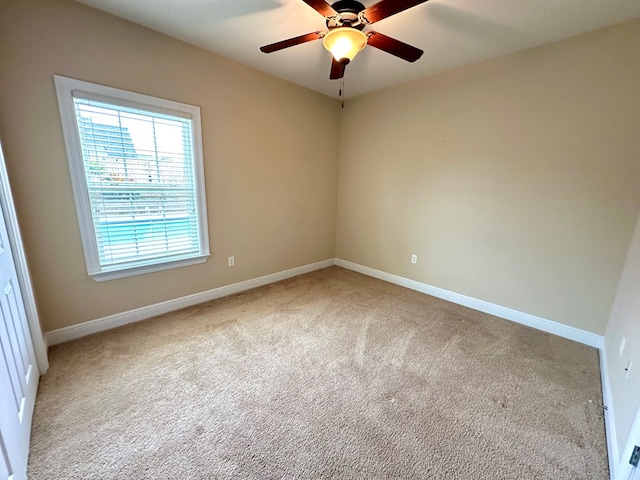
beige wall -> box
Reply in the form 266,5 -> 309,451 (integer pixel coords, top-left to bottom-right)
1,0 -> 639,341
336,19 -> 640,335
605,210 -> 640,459
0,0 -> 340,331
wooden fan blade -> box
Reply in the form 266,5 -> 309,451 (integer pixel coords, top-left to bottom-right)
260,31 -> 324,53
330,58 -> 346,79
367,31 -> 423,62
362,0 -> 430,24
301,0 -> 338,17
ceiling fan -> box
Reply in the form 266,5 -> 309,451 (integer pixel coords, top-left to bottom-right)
260,0 -> 430,80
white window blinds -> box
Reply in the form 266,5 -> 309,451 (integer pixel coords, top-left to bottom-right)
55,76 -> 209,281
74,97 -> 201,268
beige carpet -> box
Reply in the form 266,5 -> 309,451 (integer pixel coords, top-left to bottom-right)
28,266 -> 608,479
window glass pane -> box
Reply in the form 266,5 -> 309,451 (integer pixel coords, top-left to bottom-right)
73,97 -> 201,268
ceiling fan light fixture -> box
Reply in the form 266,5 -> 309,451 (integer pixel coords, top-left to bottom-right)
322,27 -> 367,63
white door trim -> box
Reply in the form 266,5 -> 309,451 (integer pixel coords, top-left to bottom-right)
0,142 -> 48,374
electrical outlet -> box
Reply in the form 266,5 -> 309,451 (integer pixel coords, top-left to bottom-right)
411,254 -> 418,264
228,256 -> 235,267
620,336 -> 627,357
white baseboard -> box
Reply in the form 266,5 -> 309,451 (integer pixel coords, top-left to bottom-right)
600,346 -> 619,480
45,259 -> 335,346
335,259 -> 604,349
47,256 -> 606,353
48,257 -> 606,349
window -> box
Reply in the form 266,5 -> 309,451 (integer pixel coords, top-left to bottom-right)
54,75 -> 209,281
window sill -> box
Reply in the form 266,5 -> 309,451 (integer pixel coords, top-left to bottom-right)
89,253 -> 210,282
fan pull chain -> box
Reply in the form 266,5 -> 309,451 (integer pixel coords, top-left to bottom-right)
340,76 -> 345,109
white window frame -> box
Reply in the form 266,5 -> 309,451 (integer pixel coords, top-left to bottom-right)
54,75 -> 210,282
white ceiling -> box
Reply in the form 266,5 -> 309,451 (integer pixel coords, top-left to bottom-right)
74,0 -> 640,99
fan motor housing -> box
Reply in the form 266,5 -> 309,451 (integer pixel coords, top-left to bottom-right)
327,0 -> 366,30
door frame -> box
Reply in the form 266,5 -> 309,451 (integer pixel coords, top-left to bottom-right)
0,142 -> 48,374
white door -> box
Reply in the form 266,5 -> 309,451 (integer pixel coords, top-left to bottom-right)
0,167 -> 39,478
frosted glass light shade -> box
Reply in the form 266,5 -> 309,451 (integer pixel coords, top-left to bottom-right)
322,27 -> 367,63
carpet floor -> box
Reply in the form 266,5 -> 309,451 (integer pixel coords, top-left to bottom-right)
28,266 -> 608,479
